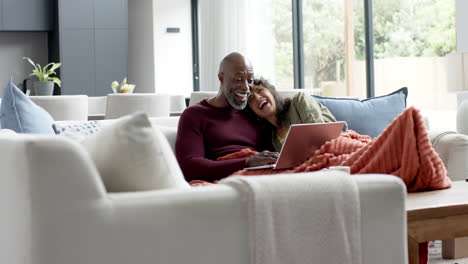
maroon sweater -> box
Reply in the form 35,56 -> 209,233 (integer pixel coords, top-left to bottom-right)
175,99 -> 269,182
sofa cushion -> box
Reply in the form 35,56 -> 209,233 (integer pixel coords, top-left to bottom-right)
313,88 -> 408,138
0,81 -> 55,134
80,112 -> 189,192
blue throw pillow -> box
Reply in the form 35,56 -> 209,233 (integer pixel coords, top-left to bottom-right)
312,87 -> 408,138
0,81 -> 55,134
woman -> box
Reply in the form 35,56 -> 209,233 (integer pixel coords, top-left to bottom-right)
247,78 -> 336,151
243,77 -> 449,192
244,79 -> 449,264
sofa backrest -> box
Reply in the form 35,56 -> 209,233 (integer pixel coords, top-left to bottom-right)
150,117 -> 180,152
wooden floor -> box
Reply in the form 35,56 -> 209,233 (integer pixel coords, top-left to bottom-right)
430,241 -> 468,264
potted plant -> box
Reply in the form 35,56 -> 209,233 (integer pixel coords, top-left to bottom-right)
23,57 -> 62,96
111,77 -> 135,94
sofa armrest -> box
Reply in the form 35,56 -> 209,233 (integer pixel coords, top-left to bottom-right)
428,129 -> 468,181
354,175 -> 407,264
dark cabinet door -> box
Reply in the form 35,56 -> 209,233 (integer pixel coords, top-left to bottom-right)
94,0 -> 127,29
3,0 -> 52,31
60,29 -> 95,95
57,0 -> 128,96
95,29 -> 128,96
59,0 -> 93,29
0,1 -> 3,29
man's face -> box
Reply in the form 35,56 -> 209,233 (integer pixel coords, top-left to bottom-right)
220,62 -> 254,110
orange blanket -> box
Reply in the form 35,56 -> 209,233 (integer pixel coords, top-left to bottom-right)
224,106 -> 451,192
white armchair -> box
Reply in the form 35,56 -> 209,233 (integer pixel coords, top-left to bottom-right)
88,96 -> 107,117
169,94 -> 187,115
29,95 -> 88,121
106,93 -> 170,119
0,132 -> 407,264
189,91 -> 216,106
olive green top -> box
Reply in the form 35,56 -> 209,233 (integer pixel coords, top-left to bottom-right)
272,92 -> 336,152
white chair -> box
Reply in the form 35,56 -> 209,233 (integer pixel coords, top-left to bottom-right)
29,95 -> 88,121
106,93 -> 170,119
88,96 -> 107,119
169,95 -> 187,115
189,91 -> 216,106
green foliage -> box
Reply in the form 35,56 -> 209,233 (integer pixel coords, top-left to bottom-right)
272,0 -> 455,88
23,57 -> 62,87
355,0 -> 455,59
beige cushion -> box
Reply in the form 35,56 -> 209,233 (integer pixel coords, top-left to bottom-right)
81,112 -> 189,192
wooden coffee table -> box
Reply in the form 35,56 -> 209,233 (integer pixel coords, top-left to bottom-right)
406,181 -> 468,264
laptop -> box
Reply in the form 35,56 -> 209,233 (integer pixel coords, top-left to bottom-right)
245,121 -> 346,170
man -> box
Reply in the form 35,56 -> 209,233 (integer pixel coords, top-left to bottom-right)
176,52 -> 278,182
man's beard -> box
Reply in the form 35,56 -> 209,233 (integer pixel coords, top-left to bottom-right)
226,89 -> 250,110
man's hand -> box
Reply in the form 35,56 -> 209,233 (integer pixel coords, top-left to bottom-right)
246,150 -> 279,167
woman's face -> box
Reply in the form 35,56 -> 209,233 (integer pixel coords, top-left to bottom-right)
248,85 -> 277,119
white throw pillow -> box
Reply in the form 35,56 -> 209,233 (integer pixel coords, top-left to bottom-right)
81,112 -> 189,192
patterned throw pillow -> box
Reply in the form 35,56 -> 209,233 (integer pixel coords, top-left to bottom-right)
53,120 -> 115,136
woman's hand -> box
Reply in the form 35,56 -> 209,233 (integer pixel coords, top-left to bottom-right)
246,150 -> 279,167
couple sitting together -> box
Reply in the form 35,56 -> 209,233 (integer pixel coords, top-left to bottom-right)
175,52 -> 451,192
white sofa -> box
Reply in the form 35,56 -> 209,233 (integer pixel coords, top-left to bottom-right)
0,116 -> 409,264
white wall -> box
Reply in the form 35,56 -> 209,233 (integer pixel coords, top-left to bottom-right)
457,0 -> 468,52
197,0 -> 275,92
153,0 -> 193,96
0,32 -> 48,95
128,0 -> 193,96
128,0 -> 156,93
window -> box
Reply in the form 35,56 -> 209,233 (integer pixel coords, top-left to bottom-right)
371,0 -> 456,110
302,0 -> 366,97
272,0 -> 295,90
193,0 -> 456,111
196,0 -> 294,91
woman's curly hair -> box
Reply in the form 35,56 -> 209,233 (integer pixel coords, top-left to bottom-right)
248,78 -> 291,128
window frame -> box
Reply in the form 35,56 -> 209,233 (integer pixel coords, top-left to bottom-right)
191,0 -> 376,97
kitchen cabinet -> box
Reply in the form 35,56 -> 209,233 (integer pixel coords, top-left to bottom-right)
58,0 -> 128,96
95,29 -> 128,96
2,0 -> 52,31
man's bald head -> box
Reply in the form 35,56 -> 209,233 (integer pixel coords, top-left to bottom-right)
218,52 -> 252,74
215,52 -> 254,110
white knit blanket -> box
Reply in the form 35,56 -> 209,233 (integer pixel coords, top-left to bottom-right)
222,171 -> 362,264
